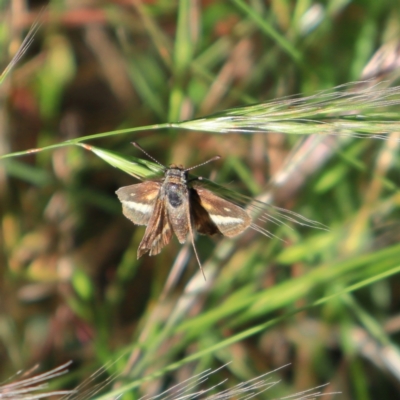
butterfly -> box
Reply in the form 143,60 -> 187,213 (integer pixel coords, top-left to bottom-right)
116,143 -> 324,279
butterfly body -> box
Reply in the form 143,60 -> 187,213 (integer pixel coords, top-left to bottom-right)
158,165 -> 190,244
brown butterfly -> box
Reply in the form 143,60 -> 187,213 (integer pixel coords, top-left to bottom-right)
116,143 -> 325,279
116,143 -> 252,279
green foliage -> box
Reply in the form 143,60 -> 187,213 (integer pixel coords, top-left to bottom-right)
0,1 -> 400,399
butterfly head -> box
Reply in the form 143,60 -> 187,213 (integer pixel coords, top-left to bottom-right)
165,164 -> 188,182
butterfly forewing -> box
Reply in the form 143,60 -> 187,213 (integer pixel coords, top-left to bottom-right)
116,181 -> 161,225
192,183 -> 251,237
194,178 -> 326,235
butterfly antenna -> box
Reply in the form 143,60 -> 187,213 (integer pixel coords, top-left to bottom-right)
186,205 -> 206,281
185,156 -> 221,172
131,142 -> 166,167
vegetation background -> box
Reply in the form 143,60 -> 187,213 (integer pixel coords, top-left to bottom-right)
1,0 -> 400,399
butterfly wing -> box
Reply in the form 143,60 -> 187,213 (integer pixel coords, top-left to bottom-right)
191,184 -> 251,237
192,177 -> 326,238
137,197 -> 172,257
189,188 -> 220,236
116,181 -> 161,225
116,181 -> 172,257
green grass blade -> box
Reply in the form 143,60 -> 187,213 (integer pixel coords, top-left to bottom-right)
78,144 -> 163,179
231,0 -> 302,62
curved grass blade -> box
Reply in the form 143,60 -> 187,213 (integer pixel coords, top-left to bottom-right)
79,143 -> 164,180
2,82 -> 400,162
0,123 -> 171,161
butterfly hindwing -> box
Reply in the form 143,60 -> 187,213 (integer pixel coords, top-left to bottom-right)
189,188 -> 220,236
137,197 -> 172,257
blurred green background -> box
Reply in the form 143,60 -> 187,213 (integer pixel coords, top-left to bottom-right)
1,0 -> 400,399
